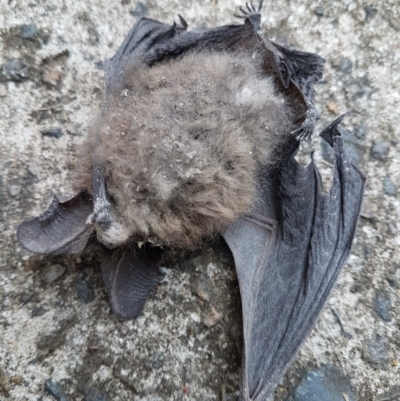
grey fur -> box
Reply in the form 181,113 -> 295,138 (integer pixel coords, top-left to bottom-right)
77,52 -> 296,248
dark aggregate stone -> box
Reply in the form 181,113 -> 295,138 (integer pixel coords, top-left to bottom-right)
363,335 -> 391,368
41,128 -> 63,139
79,386 -> 107,401
374,290 -> 392,322
338,58 -> 353,73
76,273 -> 95,304
354,124 -> 367,140
315,5 -> 324,16
94,60 -> 104,70
371,141 -> 390,160
130,2 -> 148,17
19,24 -> 38,39
365,6 -> 378,21
19,292 -> 34,304
44,378 -> 69,401
31,306 -> 48,317
286,364 -> 356,401
383,175 -> 398,196
0,59 -> 29,82
386,274 -> 400,290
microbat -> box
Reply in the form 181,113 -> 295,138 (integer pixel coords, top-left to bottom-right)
17,2 -> 365,400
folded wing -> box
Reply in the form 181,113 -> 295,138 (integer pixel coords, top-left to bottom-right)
223,115 -> 365,400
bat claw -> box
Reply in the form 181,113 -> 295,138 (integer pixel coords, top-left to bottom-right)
292,105 -> 317,141
177,14 -> 188,31
235,2 -> 263,31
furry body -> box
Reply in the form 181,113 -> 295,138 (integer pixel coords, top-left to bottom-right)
79,52 -> 296,248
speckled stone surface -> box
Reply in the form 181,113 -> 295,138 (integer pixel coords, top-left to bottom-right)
1,1 -> 399,400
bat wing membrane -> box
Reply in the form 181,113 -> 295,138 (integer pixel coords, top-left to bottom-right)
17,191 -> 94,255
104,17 -> 188,95
223,115 -> 365,400
100,244 -> 164,319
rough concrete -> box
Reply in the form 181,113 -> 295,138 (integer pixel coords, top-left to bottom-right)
0,0 -> 399,400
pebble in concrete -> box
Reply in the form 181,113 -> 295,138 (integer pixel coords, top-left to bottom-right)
383,175 -> 398,196
28,161 -> 41,176
44,378 -> 69,401
9,185 -> 21,197
76,273 -> 95,304
41,128 -> 63,139
286,364 -> 356,401
374,290 -> 392,322
0,59 -> 28,82
43,264 -> 66,283
363,335 -> 391,369
371,141 -> 390,160
19,24 -> 38,39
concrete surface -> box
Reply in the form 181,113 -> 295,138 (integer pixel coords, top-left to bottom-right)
0,0 -> 399,400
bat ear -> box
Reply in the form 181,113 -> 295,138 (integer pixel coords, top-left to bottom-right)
100,244 -> 164,319
17,191 -> 94,255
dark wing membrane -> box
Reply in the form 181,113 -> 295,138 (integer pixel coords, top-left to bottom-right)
142,17 -> 264,65
17,191 -> 94,255
272,42 -> 325,101
100,244 -> 164,319
105,17 -> 188,94
223,116 -> 365,401
269,42 -> 325,140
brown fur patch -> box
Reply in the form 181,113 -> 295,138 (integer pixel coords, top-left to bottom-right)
76,52 -> 296,248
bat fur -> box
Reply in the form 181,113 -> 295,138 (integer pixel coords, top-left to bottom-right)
76,51 -> 296,248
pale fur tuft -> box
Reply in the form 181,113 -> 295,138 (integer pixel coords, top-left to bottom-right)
76,52 -> 296,248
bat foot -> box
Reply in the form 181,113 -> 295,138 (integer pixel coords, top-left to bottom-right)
292,105 -> 317,141
234,2 -> 263,32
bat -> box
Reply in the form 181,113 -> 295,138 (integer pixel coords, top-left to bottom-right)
17,2 -> 365,400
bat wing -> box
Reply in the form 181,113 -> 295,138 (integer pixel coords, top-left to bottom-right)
100,244 -> 164,319
272,41 -> 324,101
104,16 -> 188,95
223,115 -> 365,401
17,191 -> 94,255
